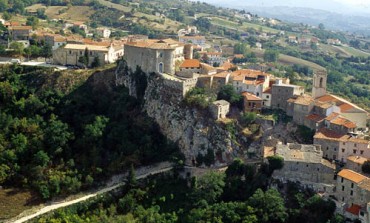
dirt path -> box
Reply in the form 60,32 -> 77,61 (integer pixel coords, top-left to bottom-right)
8,162 -> 173,223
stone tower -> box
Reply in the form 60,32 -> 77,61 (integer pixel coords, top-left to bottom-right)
312,70 -> 327,99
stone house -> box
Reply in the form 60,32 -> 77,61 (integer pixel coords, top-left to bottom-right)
211,71 -> 231,89
8,26 -> 32,40
262,87 -> 272,107
45,34 -> 67,50
96,28 -> 111,38
179,35 -> 206,48
336,169 -> 370,208
346,156 -> 369,174
242,92 -> 263,113
202,52 -> 223,66
53,43 -> 123,66
124,39 -> 189,75
314,128 -> 370,162
271,143 -> 336,193
271,82 -> 305,111
210,100 -> 230,120
177,59 -> 201,78
286,94 -> 315,125
231,69 -> 271,98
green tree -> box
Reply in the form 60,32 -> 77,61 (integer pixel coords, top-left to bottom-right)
91,56 -> 101,68
9,42 -> 25,56
318,23 -> 325,30
248,188 -> 288,223
217,84 -> 242,106
263,49 -> 279,62
267,155 -> 284,172
26,16 -> 39,29
362,160 -> 370,174
192,171 -> 225,204
127,163 -> 137,188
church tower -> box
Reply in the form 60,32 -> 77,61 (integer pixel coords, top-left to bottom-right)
312,70 -> 327,99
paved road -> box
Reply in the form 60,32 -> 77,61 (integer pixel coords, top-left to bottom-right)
8,162 -> 173,223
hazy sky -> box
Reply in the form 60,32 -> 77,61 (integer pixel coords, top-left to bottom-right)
201,0 -> 370,15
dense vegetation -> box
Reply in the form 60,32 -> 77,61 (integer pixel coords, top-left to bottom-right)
34,159 -> 343,223
0,65 -> 180,199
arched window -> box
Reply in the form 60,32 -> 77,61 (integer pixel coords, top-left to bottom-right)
319,77 -> 323,88
158,63 -> 164,73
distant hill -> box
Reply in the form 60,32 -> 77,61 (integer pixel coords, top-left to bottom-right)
198,0 -> 370,35
246,6 -> 370,35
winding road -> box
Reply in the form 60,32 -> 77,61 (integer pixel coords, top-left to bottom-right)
8,162 -> 173,223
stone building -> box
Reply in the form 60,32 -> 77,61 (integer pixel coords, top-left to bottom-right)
286,94 -> 315,125
179,35 -> 206,47
210,100 -> 230,120
242,92 -> 263,113
8,26 -> 32,40
124,39 -> 189,75
45,34 -> 67,50
336,169 -> 370,208
271,143 -> 336,193
96,27 -> 111,38
271,82 -> 305,111
231,69 -> 271,98
313,128 -> 370,162
52,44 -> 123,66
346,156 -> 369,174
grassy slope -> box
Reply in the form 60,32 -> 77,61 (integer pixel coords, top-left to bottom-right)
252,49 -> 325,71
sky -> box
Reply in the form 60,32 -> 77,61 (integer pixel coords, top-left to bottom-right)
201,0 -> 370,15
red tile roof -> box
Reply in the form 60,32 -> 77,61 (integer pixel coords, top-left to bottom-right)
346,204 -> 362,216
338,169 -> 367,183
180,59 -> 201,68
317,94 -> 357,113
330,116 -> 357,129
242,92 -> 263,101
305,114 -> 325,122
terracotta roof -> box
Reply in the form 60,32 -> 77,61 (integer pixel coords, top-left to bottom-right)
317,94 -> 367,113
315,101 -> 334,109
358,178 -> 370,191
346,204 -> 362,216
338,169 -> 367,183
289,94 -> 314,106
231,69 -> 268,78
305,114 -> 326,122
201,63 -> 216,72
125,39 -> 183,50
325,112 -> 340,121
222,62 -> 235,70
63,44 -> 110,52
347,156 -> 369,165
242,92 -> 263,101
234,54 -> 244,59
330,116 -> 357,129
314,128 -> 348,142
9,26 -> 32,30
180,59 -> 201,68
213,71 -> 230,78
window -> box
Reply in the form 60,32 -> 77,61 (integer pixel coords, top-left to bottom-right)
342,186 -> 344,191
334,148 -> 336,151
354,143 -> 357,147
351,183 -> 354,188
248,102 -> 251,106
353,150 -> 357,154
361,150 -> 364,155
341,177 -> 344,183
266,95 -> 270,99
343,142 -> 345,145
342,149 -> 345,153
317,168 -> 320,171
350,191 -> 353,196
326,147 -> 329,151
69,50 -> 72,54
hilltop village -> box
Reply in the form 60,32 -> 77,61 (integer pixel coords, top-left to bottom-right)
1,1 -> 370,222
3,17 -> 370,221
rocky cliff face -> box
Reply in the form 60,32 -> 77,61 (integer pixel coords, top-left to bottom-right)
116,61 -> 253,166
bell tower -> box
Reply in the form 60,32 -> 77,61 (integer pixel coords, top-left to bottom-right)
312,70 -> 327,99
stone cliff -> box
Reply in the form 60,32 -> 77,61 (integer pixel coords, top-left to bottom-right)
116,61 -> 255,166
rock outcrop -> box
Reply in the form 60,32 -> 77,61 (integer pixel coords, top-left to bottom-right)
116,61 -> 254,166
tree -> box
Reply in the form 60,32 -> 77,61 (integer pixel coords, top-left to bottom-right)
318,23 -> 325,30
234,42 -> 249,55
267,155 -> 284,171
217,84 -> 242,106
362,160 -> 370,174
9,42 -> 25,56
240,112 -> 257,126
193,17 -> 211,31
91,56 -> 101,68
248,188 -> 288,223
78,47 -> 89,67
127,163 -> 137,188
263,49 -> 279,62
192,171 -> 225,205
26,17 -> 39,29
